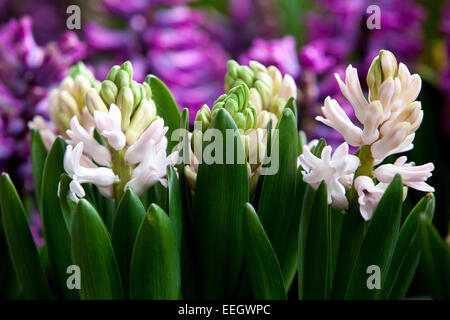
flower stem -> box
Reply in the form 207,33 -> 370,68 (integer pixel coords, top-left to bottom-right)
348,145 -> 375,205
112,149 -> 131,203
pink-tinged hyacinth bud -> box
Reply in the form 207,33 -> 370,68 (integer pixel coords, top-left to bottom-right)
94,104 -> 126,151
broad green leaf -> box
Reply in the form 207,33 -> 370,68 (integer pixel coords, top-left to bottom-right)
130,204 -> 181,299
328,208 -> 344,293
147,75 -> 181,153
111,188 -> 146,299
41,137 -> 78,299
244,203 -> 286,300
58,174 -> 77,233
258,108 -> 299,289
418,213 -> 450,299
167,165 -> 183,251
382,194 -> 435,299
345,175 -> 403,299
31,129 -> 47,212
0,173 -> 53,299
298,182 -> 329,299
92,185 -> 115,231
192,108 -> 248,299
72,199 -> 123,300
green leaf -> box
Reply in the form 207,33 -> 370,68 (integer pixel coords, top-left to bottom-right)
418,212 -> 450,299
0,173 -> 53,299
111,188 -> 146,299
58,174 -> 77,233
345,175 -> 403,299
258,108 -> 299,290
130,204 -> 181,299
147,75 -> 181,153
31,129 -> 47,212
40,137 -> 78,299
244,203 -> 286,300
298,182 -> 329,299
72,199 -> 123,300
167,165 -> 183,251
192,108 -> 248,299
92,185 -> 115,231
382,194 -> 435,299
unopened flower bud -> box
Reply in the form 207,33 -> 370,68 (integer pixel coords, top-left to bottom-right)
379,50 -> 397,80
234,112 -> 246,130
86,88 -> 108,114
116,86 -> 134,130
396,101 -> 423,132
115,69 -> 130,88
60,90 -> 80,118
195,105 -> 211,132
73,75 -> 92,105
142,82 -> 152,99
130,80 -> 142,108
106,65 -> 120,82
367,56 -> 382,100
100,80 -> 118,107
126,99 -> 157,145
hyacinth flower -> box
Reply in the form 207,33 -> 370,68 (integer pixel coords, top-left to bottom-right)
185,60 -> 297,192
59,62 -> 178,203
304,50 -> 434,219
297,0 -> 426,149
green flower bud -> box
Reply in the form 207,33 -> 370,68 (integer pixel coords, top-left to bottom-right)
367,56 -> 383,101
115,69 -> 130,88
106,65 -> 120,82
100,80 -> 118,107
86,88 -> 108,114
121,61 -> 133,82
234,112 -> 246,130
69,62 -> 97,86
195,105 -> 211,132
126,99 -> 157,145
130,80 -> 142,108
142,82 -> 152,99
116,86 -> 134,130
238,65 -> 254,86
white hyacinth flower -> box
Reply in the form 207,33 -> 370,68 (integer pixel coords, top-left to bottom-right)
374,156 -> 435,193
125,143 -> 178,196
94,104 -> 126,150
318,57 -> 423,163
63,143 -> 119,202
298,142 -> 360,210
66,116 -> 111,166
354,176 -> 389,221
124,118 -> 168,165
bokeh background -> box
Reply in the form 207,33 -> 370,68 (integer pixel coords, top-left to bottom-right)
0,0 -> 449,297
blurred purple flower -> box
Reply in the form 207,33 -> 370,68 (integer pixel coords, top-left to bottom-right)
299,0 -> 426,148
86,5 -> 230,120
0,16 -> 85,190
441,1 -> 450,136
239,36 -> 300,79
102,0 -> 194,17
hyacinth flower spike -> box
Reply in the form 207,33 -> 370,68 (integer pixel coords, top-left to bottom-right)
34,61 -> 178,203
301,50 -> 435,219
